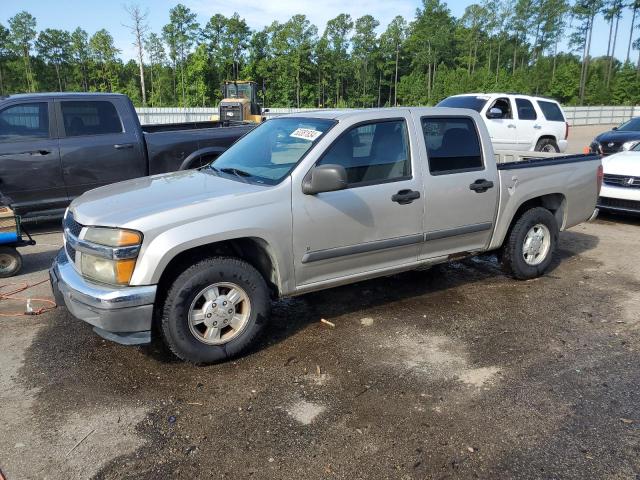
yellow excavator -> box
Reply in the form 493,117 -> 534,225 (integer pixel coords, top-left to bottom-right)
212,80 -> 267,124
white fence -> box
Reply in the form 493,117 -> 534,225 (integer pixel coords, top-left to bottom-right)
136,105 -> 640,127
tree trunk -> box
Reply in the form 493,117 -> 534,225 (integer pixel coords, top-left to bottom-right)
627,6 -> 637,63
606,17 -> 614,57
512,38 -> 517,75
394,46 -> 399,107
487,40 -> 492,74
0,65 -> 4,95
496,40 -> 501,83
607,14 -> 620,87
377,70 -> 382,108
580,15 -> 595,104
55,63 -> 62,91
552,40 -> 558,83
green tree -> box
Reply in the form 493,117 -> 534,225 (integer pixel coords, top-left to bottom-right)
35,28 -> 71,91
163,3 -> 199,107
145,32 -> 166,106
70,28 -> 90,90
8,11 -> 37,91
323,14 -> 353,106
380,16 -> 407,106
0,23 -> 10,94
124,4 -> 149,105
352,15 -> 380,107
89,29 -> 121,91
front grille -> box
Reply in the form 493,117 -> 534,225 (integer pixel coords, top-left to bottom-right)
598,197 -> 640,212
63,211 -> 83,237
219,104 -> 242,121
603,174 -> 640,188
63,211 -> 83,261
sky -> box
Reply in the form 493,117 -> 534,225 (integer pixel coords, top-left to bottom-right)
1,0 -> 637,62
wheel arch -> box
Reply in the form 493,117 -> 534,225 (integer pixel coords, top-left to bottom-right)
178,146 -> 226,170
155,237 -> 282,303
496,192 -> 566,249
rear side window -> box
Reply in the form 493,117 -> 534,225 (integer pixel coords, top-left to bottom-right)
422,117 -> 483,175
317,119 -> 411,186
0,102 -> 49,141
61,101 -> 123,137
537,100 -> 565,122
515,98 -> 537,120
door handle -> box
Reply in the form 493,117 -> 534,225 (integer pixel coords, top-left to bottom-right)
113,143 -> 134,150
533,125 -> 541,129
507,124 -> 516,129
469,179 -> 494,193
27,150 -> 51,155
391,189 -> 421,205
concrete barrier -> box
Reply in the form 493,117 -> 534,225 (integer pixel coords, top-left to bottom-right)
136,105 -> 640,126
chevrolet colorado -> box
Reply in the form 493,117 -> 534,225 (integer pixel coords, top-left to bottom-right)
50,107 -> 602,364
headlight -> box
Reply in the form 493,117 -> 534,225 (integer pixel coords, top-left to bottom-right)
84,227 -> 142,247
622,140 -> 639,151
78,227 -> 142,285
81,254 -> 137,285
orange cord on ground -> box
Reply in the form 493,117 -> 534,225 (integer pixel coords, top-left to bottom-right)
0,278 -> 57,317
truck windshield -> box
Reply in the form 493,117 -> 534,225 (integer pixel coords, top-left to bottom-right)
436,96 -> 489,112
210,117 -> 336,185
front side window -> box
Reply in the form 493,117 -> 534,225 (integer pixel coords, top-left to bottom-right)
61,101 -> 123,137
516,98 -> 537,120
487,97 -> 513,119
317,119 -> 411,186
210,117 -> 335,185
422,117 -> 483,175
0,102 -> 49,141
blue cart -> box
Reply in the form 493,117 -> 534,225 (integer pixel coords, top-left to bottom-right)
0,212 -> 36,278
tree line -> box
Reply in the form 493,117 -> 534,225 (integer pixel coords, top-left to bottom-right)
1,0 -> 639,108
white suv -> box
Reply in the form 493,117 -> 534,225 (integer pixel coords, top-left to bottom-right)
437,93 -> 569,152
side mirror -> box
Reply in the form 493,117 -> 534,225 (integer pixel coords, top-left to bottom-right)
612,126 -> 618,130
487,107 -> 503,119
302,164 -> 348,195
263,108 -> 270,113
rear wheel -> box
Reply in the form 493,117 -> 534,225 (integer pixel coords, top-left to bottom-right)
160,257 -> 270,364
0,247 -> 22,278
535,138 -> 560,152
502,207 -> 558,280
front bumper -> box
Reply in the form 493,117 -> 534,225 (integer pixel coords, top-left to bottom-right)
50,249 -> 157,345
597,184 -> 640,214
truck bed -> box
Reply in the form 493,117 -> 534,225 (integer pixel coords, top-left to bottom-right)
142,120 -> 253,133
495,151 -> 601,169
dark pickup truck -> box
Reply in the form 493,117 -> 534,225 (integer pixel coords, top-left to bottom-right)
0,92 -> 253,219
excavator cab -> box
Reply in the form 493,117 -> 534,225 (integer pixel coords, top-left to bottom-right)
217,81 -> 265,123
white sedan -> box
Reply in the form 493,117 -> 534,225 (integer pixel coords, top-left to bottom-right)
598,145 -> 640,214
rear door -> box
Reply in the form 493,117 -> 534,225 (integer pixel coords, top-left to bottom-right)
514,97 -> 540,150
291,113 -> 425,287
56,98 -> 146,199
0,100 -> 67,216
417,114 -> 499,259
482,97 -> 519,150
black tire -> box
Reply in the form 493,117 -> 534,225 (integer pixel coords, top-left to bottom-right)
0,246 -> 22,278
502,207 -> 558,280
534,138 -> 559,152
160,257 -> 270,364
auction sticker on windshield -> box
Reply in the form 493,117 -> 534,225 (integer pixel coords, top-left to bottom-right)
290,128 -> 322,141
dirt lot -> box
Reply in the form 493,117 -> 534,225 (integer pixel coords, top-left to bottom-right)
1,125 -> 638,480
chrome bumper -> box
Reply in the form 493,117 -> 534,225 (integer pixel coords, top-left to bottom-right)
49,249 -> 156,345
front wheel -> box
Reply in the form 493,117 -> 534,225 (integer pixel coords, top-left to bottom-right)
160,257 -> 270,364
502,207 -> 558,280
0,246 -> 22,278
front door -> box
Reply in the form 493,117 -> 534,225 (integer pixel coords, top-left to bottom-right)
417,114 -> 499,259
483,97 -> 519,150
0,100 -> 67,216
56,98 -> 146,199
292,115 -> 425,287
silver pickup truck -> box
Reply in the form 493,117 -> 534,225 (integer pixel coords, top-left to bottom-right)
50,108 -> 602,364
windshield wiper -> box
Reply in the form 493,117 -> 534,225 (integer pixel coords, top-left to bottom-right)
219,167 -> 253,182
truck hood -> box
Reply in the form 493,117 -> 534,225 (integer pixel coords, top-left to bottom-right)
602,151 -> 640,176
70,169 -> 268,228
595,130 -> 640,144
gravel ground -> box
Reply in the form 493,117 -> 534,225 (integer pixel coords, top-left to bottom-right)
1,125 -> 638,480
